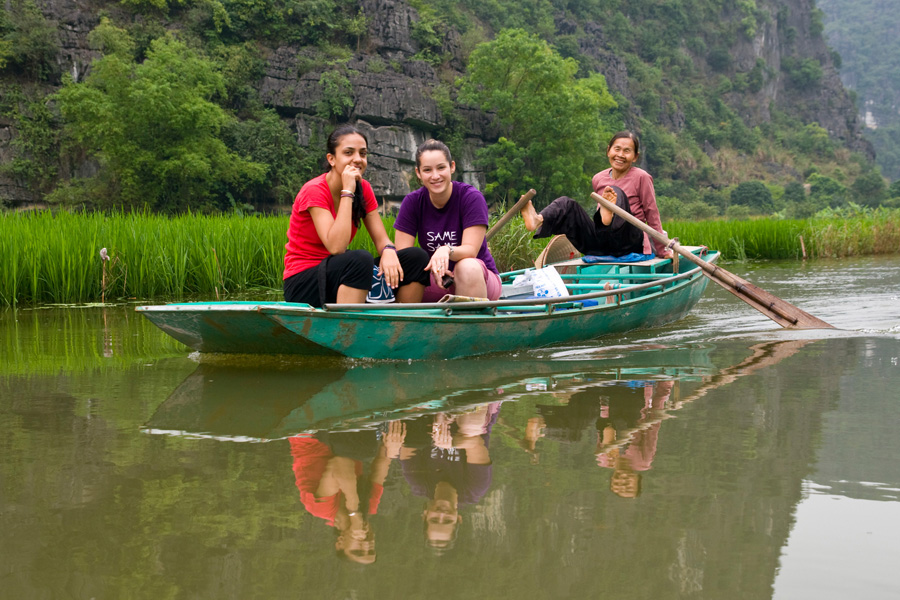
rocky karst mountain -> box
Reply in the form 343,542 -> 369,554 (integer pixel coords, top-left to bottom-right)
0,0 -> 874,207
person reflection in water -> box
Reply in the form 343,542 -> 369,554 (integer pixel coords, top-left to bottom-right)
527,379 -> 673,498
289,421 -> 406,563
400,403 -> 501,550
594,380 -> 673,498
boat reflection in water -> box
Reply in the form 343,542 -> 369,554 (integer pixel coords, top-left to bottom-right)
143,341 -> 807,562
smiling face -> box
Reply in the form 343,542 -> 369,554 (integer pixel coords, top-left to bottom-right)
610,469 -> 641,498
327,133 -> 368,177
606,136 -> 638,178
335,523 -> 376,564
423,499 -> 462,547
415,149 -> 456,201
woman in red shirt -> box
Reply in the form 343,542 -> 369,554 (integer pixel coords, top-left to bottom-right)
283,124 -> 430,306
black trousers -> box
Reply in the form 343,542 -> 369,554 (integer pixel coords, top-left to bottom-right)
534,196 -> 644,257
283,247 -> 430,307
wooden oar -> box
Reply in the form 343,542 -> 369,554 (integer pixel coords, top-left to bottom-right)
485,189 -> 537,242
590,191 -> 835,329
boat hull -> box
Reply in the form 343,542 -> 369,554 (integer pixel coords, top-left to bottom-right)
137,250 -> 718,360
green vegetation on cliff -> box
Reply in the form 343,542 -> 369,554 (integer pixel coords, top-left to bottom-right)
1,0 -> 896,216
819,0 -> 900,180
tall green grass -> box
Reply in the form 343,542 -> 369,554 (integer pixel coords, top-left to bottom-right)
2,210 -> 898,306
667,211 -> 900,260
1,305 -> 188,377
0,211 -> 289,305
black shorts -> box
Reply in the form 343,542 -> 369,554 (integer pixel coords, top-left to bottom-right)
283,247 -> 430,307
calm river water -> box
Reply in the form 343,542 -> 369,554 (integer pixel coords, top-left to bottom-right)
2,256 -> 899,599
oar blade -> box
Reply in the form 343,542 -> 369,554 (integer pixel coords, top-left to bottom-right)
707,266 -> 835,329
590,191 -> 835,330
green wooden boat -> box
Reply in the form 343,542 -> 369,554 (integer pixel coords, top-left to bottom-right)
137,246 -> 719,360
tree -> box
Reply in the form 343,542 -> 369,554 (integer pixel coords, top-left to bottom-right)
850,170 -> 887,206
56,32 -> 265,211
783,181 -> 806,204
1,0 -> 60,80
807,173 -> 847,207
459,28 -> 619,205
730,180 -> 774,214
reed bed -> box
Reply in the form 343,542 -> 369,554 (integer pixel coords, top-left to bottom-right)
0,211 -> 289,305
1,306 -> 187,377
667,211 -> 900,261
1,210 -> 898,306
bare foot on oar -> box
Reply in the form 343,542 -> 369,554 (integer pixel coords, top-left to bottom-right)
604,282 -> 615,305
597,187 -> 617,226
521,201 -> 543,232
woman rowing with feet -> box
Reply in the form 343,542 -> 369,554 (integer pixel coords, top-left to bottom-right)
394,139 -> 502,301
521,131 -> 673,260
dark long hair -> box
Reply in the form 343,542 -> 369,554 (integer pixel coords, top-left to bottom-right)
606,131 -> 640,156
415,139 -> 453,167
326,124 -> 369,228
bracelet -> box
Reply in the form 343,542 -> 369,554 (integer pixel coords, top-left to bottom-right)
347,511 -> 358,517
383,244 -> 395,251
445,244 -> 453,260
341,189 -> 353,195
340,192 -> 354,198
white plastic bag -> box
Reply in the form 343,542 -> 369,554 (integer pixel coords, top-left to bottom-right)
511,270 -> 535,288
531,266 -> 569,298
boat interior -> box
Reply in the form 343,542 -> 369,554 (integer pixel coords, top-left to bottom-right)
497,236 -> 711,306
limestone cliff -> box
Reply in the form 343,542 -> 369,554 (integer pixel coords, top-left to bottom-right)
0,0 -> 874,206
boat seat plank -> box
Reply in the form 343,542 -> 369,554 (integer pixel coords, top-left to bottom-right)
548,245 -> 705,268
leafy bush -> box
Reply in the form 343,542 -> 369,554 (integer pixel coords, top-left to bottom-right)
459,29 -> 620,205
785,200 -> 823,219
221,109 -> 320,206
316,68 -> 354,120
56,33 -> 265,211
657,195 -> 685,220
730,180 -> 774,213
725,204 -> 751,220
707,47 -> 732,72
807,173 -> 847,207
889,178 -> 900,199
783,181 -> 806,203
682,200 -> 717,220
0,84 -> 58,197
782,57 -> 823,89
1,0 -> 59,81
850,170 -> 887,206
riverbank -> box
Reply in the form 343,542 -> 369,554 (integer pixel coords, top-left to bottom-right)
2,209 -> 898,306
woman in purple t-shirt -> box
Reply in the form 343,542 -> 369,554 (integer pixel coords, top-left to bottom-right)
394,140 -> 502,302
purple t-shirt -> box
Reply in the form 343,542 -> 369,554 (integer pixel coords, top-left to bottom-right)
395,182 -> 499,274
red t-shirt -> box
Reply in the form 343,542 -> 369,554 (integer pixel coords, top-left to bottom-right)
283,174 -> 379,279
290,436 -> 384,526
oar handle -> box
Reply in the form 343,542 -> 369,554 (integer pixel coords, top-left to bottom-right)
591,190 -> 691,259
595,191 -> 799,323
486,189 -> 537,242
591,191 -> 833,329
